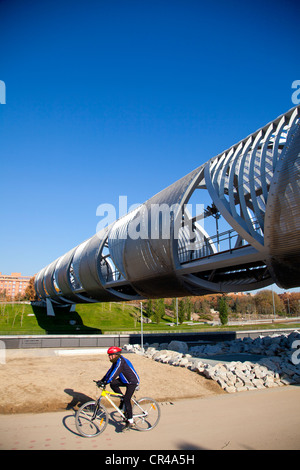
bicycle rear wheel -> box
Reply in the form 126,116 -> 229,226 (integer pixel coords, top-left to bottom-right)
132,397 -> 160,431
75,401 -> 108,437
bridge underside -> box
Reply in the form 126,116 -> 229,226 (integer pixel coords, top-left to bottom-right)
35,106 -> 300,306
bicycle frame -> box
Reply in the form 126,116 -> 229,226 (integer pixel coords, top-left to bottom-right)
97,388 -> 127,420
96,387 -> 148,422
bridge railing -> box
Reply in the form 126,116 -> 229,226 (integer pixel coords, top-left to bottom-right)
178,228 -> 247,264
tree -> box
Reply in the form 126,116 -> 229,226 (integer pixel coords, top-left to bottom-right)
218,295 -> 228,325
254,290 -> 284,316
280,292 -> 300,316
231,296 -> 241,314
178,299 -> 186,324
232,294 -> 256,316
289,293 -> 300,315
25,277 -> 38,301
145,299 -> 153,318
197,297 -> 211,315
185,297 -> 192,321
241,294 -> 256,316
154,299 -> 165,324
171,298 -> 177,318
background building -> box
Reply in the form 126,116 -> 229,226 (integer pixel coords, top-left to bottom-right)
0,272 -> 31,299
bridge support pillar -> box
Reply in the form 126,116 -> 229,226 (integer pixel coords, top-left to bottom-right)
46,298 -> 55,317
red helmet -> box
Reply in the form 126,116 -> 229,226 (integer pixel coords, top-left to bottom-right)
107,346 -> 122,355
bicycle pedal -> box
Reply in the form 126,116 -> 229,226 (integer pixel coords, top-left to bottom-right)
122,421 -> 134,431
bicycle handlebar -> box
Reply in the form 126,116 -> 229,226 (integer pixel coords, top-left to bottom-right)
94,380 -> 106,389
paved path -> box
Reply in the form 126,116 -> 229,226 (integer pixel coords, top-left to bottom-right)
1,385 -> 300,451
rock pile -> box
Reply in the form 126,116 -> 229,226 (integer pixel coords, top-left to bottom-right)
123,331 -> 300,393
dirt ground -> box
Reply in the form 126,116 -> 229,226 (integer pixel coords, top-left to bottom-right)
0,350 -> 223,414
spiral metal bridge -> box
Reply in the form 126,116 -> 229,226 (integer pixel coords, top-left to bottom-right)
35,106 -> 300,309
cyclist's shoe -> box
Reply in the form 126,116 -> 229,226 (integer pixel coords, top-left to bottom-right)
122,419 -> 134,431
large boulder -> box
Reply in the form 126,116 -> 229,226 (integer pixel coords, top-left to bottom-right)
168,340 -> 188,354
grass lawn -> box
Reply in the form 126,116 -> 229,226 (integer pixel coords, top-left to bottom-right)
0,302 -> 173,335
0,301 -> 300,336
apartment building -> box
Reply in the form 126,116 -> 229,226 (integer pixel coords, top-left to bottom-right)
0,272 -> 31,299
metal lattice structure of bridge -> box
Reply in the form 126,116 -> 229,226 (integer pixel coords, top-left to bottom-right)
35,106 -> 300,308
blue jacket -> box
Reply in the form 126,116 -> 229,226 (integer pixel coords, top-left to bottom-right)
102,355 -> 140,385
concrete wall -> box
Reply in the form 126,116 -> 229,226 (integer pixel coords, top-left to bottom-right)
0,328 -> 298,349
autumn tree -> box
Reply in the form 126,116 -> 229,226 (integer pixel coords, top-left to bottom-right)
288,293 -> 300,315
231,294 -> 256,316
24,276 -> 38,301
280,292 -> 300,315
195,297 -> 211,315
254,290 -> 284,316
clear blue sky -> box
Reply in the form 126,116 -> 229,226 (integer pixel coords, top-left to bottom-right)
1,0 -> 299,293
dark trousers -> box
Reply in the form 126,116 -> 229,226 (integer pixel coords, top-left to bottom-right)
110,379 -> 137,419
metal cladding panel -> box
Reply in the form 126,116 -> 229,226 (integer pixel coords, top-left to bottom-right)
122,165 -> 204,297
35,267 -> 47,299
265,119 -> 300,288
108,207 -> 140,277
55,247 -> 81,302
72,239 -> 90,287
43,259 -> 64,303
78,230 -> 120,302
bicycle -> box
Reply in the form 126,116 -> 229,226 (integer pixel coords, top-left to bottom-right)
75,381 -> 161,437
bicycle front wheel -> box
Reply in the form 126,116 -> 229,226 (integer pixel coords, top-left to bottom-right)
75,401 -> 108,437
132,397 -> 160,431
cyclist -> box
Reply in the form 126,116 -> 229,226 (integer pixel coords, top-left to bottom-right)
98,346 -> 140,430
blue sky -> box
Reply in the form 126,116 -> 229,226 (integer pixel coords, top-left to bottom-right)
1,0 -> 300,293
